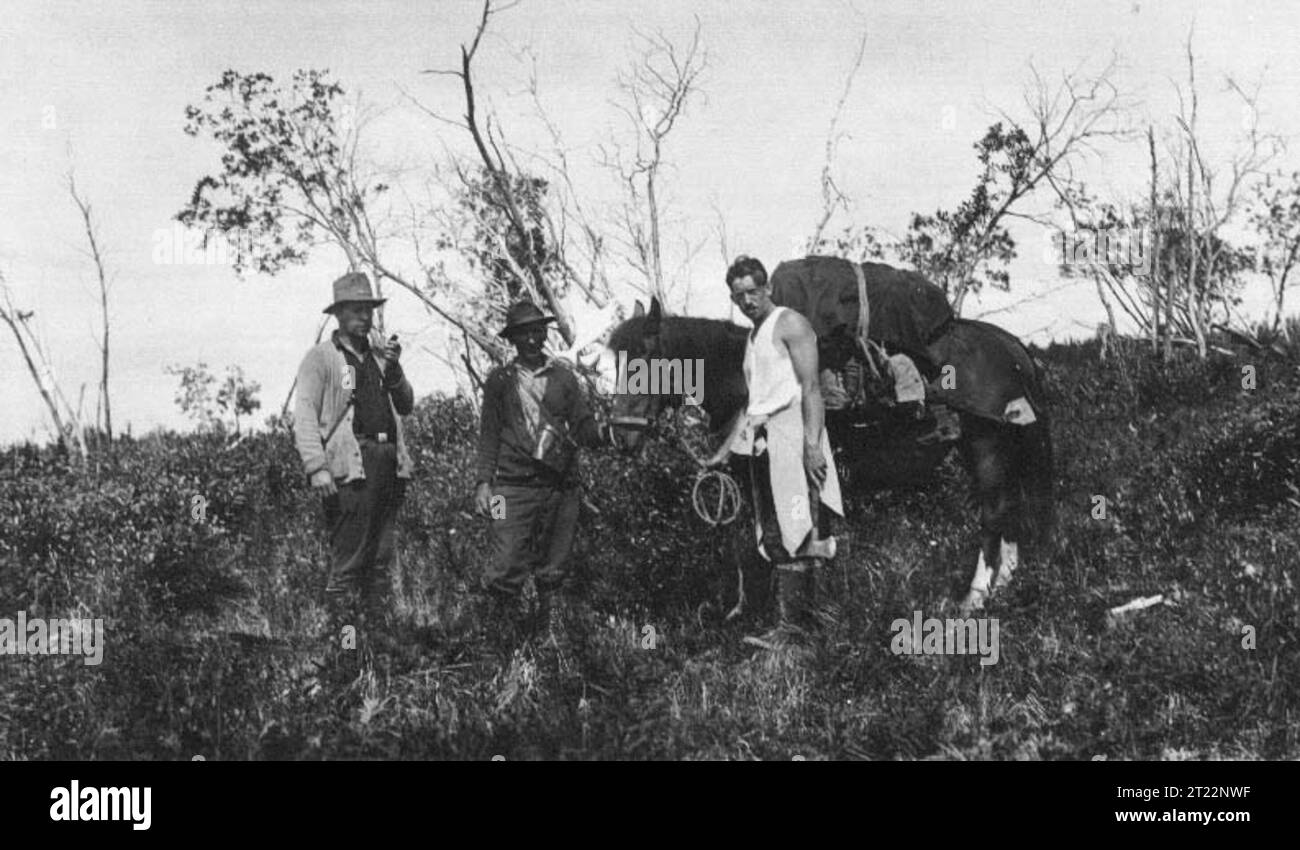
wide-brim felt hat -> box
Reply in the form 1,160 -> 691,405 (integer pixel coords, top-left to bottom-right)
499,301 -> 557,338
323,271 -> 387,314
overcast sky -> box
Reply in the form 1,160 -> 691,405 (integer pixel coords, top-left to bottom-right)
2,0 -> 1297,445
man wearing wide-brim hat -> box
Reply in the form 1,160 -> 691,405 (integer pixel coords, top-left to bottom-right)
293,271 -> 415,646
473,300 -> 606,644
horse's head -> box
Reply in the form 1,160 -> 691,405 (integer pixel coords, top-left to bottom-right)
606,298 -> 752,454
606,297 -> 676,455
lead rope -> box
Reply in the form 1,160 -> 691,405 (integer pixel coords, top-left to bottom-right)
669,408 -> 742,526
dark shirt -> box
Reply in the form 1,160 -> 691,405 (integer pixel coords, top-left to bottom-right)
475,358 -> 603,486
337,334 -> 401,438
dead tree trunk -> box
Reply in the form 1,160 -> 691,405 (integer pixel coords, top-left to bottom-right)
69,173 -> 113,440
0,277 -> 86,459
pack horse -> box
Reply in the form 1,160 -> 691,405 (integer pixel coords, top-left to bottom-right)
608,256 -> 1054,616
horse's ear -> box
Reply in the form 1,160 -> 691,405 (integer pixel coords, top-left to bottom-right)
646,297 -> 662,334
632,301 -> 645,318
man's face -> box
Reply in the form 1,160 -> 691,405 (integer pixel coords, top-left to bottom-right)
508,322 -> 548,358
335,302 -> 374,338
728,274 -> 771,322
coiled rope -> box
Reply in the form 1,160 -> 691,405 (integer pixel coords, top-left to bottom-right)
691,467 -> 742,526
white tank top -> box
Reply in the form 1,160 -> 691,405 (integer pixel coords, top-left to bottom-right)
744,306 -> 801,417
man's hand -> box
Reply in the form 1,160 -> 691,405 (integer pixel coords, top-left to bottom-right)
474,481 -> 494,517
377,334 -> 402,366
803,440 -> 827,489
310,469 -> 337,497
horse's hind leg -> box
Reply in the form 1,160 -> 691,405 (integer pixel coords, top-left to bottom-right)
959,425 -> 1014,615
993,429 -> 1026,593
961,549 -> 995,616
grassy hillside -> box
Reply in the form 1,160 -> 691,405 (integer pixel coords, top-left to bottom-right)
1,337 -> 1297,760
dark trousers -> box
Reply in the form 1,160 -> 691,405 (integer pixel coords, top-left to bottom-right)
486,482 -> 581,597
321,439 -> 404,607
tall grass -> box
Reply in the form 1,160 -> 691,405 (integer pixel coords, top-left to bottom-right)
1,338 -> 1296,759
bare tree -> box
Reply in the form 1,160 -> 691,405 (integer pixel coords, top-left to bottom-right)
1163,30 -> 1281,357
838,58 -> 1130,315
179,67 -> 508,378
1147,124 -> 1161,353
1052,35 -> 1278,362
422,0 -> 579,345
599,17 -> 706,305
68,171 -> 113,441
1251,170 -> 1300,341
518,47 -> 616,311
942,57 -> 1130,314
1050,184 -> 1152,341
184,1 -> 704,388
808,32 -> 868,253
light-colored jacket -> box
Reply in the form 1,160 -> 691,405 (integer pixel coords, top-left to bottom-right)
293,331 -> 414,482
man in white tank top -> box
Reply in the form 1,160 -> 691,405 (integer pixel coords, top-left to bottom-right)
706,256 -> 843,646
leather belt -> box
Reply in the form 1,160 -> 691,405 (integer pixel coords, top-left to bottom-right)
356,432 -> 390,443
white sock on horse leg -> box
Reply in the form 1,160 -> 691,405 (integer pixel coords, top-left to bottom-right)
994,539 -> 1020,590
962,550 -> 994,611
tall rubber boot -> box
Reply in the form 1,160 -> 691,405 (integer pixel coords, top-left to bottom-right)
802,558 -> 834,629
779,566 -> 815,635
745,565 -> 812,650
